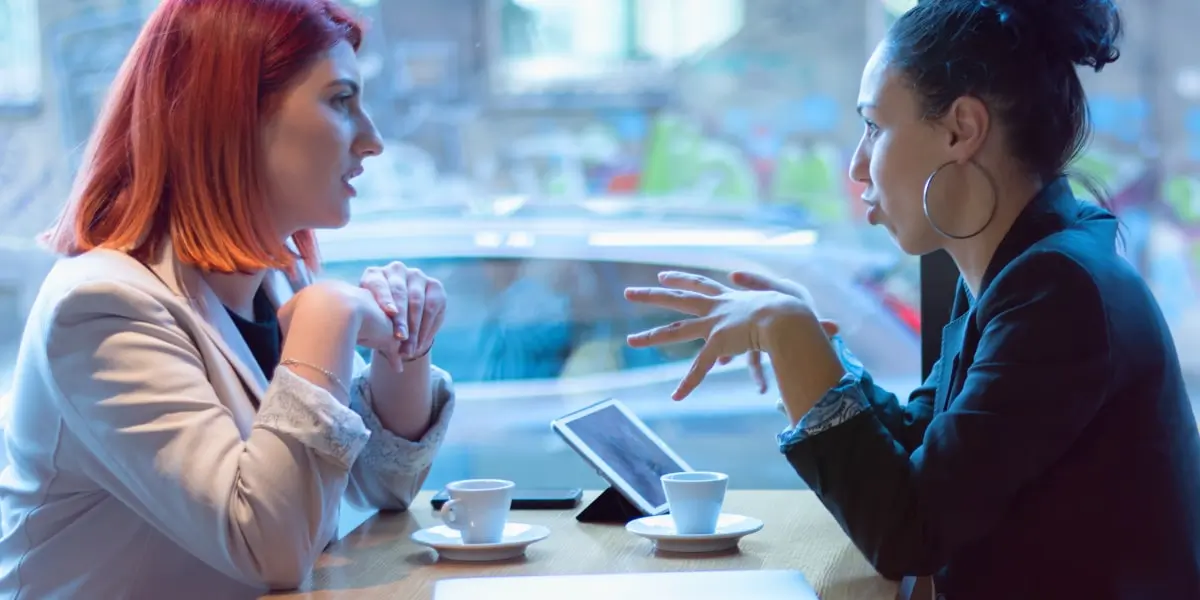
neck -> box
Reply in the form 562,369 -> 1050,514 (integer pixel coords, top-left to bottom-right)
943,175 -> 1043,297
203,270 -> 267,320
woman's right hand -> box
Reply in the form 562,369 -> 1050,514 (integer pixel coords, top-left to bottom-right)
717,271 -> 840,393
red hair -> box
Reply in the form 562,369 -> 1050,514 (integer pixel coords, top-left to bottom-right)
42,0 -> 364,273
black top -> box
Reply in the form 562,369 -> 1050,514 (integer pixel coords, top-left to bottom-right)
225,287 -> 282,384
784,178 -> 1200,599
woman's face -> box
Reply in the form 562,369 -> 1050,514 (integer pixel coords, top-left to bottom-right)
848,42 -> 957,256
261,40 -> 383,236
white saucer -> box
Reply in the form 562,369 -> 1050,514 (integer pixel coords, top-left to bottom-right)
411,522 -> 550,562
626,513 -> 764,553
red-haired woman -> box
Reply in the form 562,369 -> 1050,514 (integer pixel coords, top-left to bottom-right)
0,1 -> 454,597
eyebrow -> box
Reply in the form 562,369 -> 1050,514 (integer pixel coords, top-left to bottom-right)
326,78 -> 360,94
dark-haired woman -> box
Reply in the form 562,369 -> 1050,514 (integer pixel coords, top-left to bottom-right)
622,1 -> 1200,597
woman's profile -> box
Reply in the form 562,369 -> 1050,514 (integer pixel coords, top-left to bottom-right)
0,0 -> 454,597
624,1 -> 1200,597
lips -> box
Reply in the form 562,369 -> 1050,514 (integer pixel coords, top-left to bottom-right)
341,167 -> 363,195
341,167 -> 363,197
862,197 -> 881,225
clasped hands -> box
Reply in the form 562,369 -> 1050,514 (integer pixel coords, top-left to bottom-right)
280,261 -> 446,372
625,271 -> 840,401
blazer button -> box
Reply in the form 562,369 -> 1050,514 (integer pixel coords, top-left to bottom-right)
936,594 -> 947,600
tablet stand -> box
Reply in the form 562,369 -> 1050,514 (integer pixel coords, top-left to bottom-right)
575,487 -> 648,524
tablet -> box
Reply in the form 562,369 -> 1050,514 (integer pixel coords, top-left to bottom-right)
550,399 -> 692,516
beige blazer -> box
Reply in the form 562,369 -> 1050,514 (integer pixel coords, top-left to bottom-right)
0,246 -> 455,599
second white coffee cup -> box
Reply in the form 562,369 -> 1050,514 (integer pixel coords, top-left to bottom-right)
661,471 -> 728,535
438,478 -> 514,544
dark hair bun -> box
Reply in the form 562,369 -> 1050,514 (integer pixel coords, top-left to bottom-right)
990,0 -> 1122,71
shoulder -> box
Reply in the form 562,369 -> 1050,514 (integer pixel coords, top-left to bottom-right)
33,249 -> 186,333
976,239 -> 1112,355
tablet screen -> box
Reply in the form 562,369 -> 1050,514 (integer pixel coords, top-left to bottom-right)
557,401 -> 688,511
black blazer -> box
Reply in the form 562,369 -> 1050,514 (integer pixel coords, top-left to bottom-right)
785,178 -> 1200,599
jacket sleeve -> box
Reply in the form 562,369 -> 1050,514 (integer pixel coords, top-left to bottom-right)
277,262 -> 456,511
864,360 -> 937,455
45,282 -> 370,590
342,356 -> 456,510
781,252 -> 1111,579
777,335 -> 936,454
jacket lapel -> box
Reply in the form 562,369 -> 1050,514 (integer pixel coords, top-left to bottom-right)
931,177 -> 1107,414
935,309 -> 970,415
143,243 -> 269,404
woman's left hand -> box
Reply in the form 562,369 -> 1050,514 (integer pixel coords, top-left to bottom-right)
359,261 -> 447,370
624,271 -> 817,401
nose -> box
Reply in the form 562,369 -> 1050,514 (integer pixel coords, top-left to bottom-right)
848,137 -> 870,186
354,112 -> 384,158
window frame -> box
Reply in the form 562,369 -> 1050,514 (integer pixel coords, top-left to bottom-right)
919,250 -> 958,380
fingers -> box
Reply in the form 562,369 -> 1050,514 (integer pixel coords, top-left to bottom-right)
401,268 -> 426,356
748,350 -> 767,393
658,271 -> 729,296
360,266 -> 395,315
363,261 -> 449,362
414,279 -> 446,356
377,263 -> 408,340
624,286 -> 712,316
626,318 -> 708,348
729,271 -> 782,291
730,271 -> 814,305
414,304 -> 445,358
674,343 -> 721,401
379,340 -> 405,372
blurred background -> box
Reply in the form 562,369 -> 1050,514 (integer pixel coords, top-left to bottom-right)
0,0 -> 1196,491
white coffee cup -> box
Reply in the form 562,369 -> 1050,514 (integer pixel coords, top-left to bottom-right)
661,471 -> 728,535
438,479 -> 514,544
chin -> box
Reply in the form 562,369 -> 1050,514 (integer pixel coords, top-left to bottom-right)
323,200 -> 354,229
300,211 -> 352,232
889,228 -> 939,257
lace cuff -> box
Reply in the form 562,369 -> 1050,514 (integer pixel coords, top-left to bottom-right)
256,366 -> 371,469
349,365 -> 455,480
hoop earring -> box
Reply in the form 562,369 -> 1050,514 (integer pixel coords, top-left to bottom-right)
922,159 -> 999,240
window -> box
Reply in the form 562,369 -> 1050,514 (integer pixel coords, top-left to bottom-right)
5,1 -> 1196,493
0,0 -> 41,107
489,0 -> 742,101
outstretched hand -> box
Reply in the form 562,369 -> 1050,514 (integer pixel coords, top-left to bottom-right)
719,271 -> 840,393
624,270 -> 828,400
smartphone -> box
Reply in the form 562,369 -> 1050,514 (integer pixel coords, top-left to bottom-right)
430,488 -> 583,510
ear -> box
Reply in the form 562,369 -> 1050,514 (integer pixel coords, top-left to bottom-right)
937,96 -> 990,162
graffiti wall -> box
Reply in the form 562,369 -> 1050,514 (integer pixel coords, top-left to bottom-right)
460,108 -> 856,224
6,0 -> 1200,306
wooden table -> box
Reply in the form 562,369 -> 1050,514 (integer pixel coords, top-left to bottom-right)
268,490 -> 898,600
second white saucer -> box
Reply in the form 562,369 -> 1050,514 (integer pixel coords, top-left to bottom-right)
411,522 -> 550,562
625,513 -> 764,553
